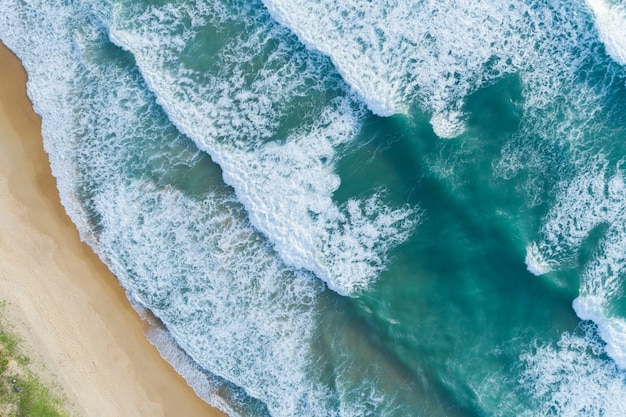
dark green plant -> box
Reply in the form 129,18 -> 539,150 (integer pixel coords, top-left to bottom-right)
0,309 -> 72,417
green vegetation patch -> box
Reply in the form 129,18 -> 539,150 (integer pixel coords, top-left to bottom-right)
0,311 -> 71,417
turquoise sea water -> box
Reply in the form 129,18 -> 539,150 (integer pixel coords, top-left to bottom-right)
2,0 -> 626,415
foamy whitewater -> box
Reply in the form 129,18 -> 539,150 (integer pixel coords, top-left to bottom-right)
2,0 -> 626,415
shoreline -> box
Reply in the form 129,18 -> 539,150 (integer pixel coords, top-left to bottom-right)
0,41 -> 225,417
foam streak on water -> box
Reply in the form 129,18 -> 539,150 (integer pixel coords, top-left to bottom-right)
261,0 -> 514,119
586,0 -> 626,65
105,0 -> 417,295
519,324 -> 626,417
527,160 -> 626,369
260,0 -> 599,139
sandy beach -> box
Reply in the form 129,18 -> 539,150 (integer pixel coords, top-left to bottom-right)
0,41 -> 225,417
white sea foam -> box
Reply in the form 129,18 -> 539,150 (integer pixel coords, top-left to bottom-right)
94,181 -> 333,416
429,112 -> 466,139
217,104 -> 417,294
586,0 -> 626,65
261,0 -> 514,121
519,324 -> 626,417
528,162 -> 626,370
489,0 -> 623,208
573,297 -> 626,370
135,305 -> 250,417
260,0 -> 602,143
107,0 -> 418,295
524,242 -> 554,276
526,163 -> 617,274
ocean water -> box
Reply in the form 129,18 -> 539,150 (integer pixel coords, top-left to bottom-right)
1,0 -> 626,415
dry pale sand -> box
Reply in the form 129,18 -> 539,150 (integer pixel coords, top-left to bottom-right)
0,42 -> 225,417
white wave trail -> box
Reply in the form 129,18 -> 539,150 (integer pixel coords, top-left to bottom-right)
260,0 -> 600,141
573,297 -> 626,370
586,0 -> 626,65
260,0 -> 509,119
519,324 -> 626,417
107,0 -> 418,296
526,161 -> 626,370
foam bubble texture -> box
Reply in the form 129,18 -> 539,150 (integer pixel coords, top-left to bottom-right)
261,0 -> 517,118
527,161 -> 626,368
107,0 -> 418,295
525,165 -> 613,275
490,0 -> 625,207
137,306 -> 261,417
94,180 -> 333,416
586,0 -> 626,65
519,324 -> 626,417
573,297 -> 626,370
261,0 -> 602,137
218,105 -> 417,295
429,112 -> 466,139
